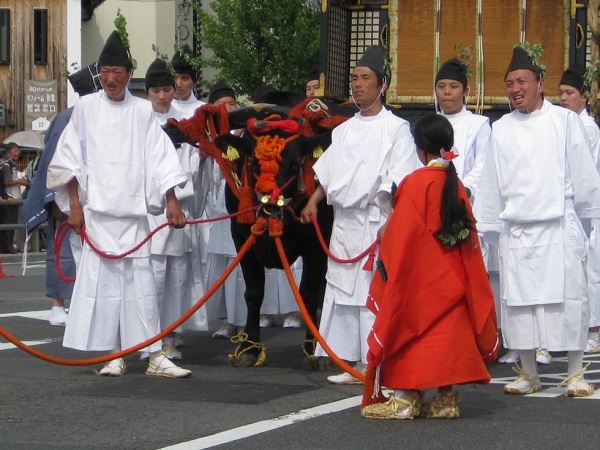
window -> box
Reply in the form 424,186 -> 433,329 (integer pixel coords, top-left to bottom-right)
0,9 -> 9,65
34,9 -> 48,65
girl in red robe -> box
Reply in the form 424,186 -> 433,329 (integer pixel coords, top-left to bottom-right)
361,114 -> 499,420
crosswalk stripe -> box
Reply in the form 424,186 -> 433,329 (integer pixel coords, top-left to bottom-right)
0,310 -> 49,321
0,339 -> 51,351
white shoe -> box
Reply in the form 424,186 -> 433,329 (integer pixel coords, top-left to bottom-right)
498,350 -> 520,364
585,337 -> 600,353
259,315 -> 275,328
49,306 -> 68,326
139,352 -> 150,361
536,348 -> 552,365
163,344 -> 183,360
282,314 -> 302,328
559,364 -> 595,397
98,358 -> 127,377
146,351 -> 191,378
212,323 -> 235,339
327,364 -> 365,385
503,365 -> 541,395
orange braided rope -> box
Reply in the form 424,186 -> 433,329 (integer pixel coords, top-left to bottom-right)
0,233 -> 256,366
274,233 -> 365,382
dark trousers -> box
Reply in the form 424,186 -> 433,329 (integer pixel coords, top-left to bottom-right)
0,203 -> 18,252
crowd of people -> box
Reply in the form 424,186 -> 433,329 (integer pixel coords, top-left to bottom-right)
3,22 -> 600,421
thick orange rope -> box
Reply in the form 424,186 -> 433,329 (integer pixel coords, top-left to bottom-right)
274,234 -> 365,382
0,233 -> 256,366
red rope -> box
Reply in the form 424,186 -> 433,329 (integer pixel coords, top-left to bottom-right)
285,207 -> 380,265
54,207 -> 258,283
0,233 -> 256,366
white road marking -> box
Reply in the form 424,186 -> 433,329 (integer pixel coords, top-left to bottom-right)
157,395 -> 362,450
0,310 -> 50,321
0,339 -> 51,351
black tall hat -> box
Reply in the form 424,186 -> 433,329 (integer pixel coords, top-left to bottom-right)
208,79 -> 236,104
435,57 -> 468,86
307,66 -> 320,82
145,58 -> 175,89
68,62 -> 101,95
559,63 -> 586,91
506,46 -> 541,77
98,30 -> 133,69
171,44 -> 197,81
356,45 -> 387,79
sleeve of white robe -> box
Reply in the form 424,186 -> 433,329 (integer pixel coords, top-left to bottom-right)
462,120 -> 491,199
567,112 -> 600,219
47,116 -> 87,216
374,121 -> 419,214
472,134 -> 504,246
145,118 -> 188,216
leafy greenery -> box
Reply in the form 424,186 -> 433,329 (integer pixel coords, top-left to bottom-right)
437,220 -> 471,248
453,43 -> 474,78
583,60 -> 600,99
514,41 -> 546,77
190,0 -> 320,97
151,44 -> 177,77
114,9 -> 137,69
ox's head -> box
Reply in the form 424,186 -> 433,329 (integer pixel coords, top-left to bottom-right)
215,118 -> 331,220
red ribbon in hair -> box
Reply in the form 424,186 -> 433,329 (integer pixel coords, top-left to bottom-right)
441,147 -> 459,160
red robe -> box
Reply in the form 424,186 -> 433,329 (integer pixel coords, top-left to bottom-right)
366,166 -> 498,392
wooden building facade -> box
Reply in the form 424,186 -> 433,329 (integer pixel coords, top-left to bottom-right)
0,0 -> 68,143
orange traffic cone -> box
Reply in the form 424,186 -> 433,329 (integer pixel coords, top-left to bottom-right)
0,250 -> 15,279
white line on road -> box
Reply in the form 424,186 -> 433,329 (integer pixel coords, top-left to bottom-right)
0,339 -> 51,351
0,310 -> 49,321
158,395 -> 362,450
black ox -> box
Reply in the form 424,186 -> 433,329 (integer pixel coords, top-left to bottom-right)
165,99 -> 351,368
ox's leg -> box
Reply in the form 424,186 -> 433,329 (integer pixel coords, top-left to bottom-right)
299,202 -> 333,369
239,252 -> 265,345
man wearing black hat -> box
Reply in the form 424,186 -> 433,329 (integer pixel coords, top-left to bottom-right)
48,29 -> 192,378
559,63 -> 600,355
306,66 -> 320,98
143,57 -> 208,361
475,45 -> 600,397
171,45 -> 205,118
300,45 -> 419,385
22,62 -> 101,326
435,57 -> 491,197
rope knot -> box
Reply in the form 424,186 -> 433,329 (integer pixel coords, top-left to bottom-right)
268,218 -> 284,237
251,217 -> 268,236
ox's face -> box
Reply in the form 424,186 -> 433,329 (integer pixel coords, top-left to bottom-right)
215,130 -> 331,218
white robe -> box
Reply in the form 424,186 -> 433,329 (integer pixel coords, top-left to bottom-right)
47,90 -> 187,352
149,105 -> 208,332
579,109 -> 600,327
474,99 -> 600,351
313,107 -> 420,360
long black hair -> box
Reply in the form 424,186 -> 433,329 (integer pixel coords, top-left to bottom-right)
413,114 -> 474,241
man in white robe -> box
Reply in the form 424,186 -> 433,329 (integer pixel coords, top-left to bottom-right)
300,46 -> 420,384
47,30 -> 192,378
474,46 -> 600,396
559,62 -> 600,354
143,58 -> 208,362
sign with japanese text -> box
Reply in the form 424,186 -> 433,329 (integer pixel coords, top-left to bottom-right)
24,79 -> 58,131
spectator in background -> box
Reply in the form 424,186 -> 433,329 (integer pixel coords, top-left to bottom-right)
306,66 -> 320,98
1,142 -> 27,254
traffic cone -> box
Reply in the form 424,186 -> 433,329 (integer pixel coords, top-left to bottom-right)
0,250 -> 15,279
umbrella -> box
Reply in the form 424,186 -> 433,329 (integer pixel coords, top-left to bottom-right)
3,130 -> 45,149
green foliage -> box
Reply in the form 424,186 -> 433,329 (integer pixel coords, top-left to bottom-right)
514,41 -> 546,77
437,220 -> 471,248
114,9 -> 137,69
151,44 -> 177,77
583,60 -> 600,99
453,43 -> 474,78
191,0 -> 320,97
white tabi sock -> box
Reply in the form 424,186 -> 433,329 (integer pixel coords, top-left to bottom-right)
567,351 -> 584,377
519,349 -> 537,377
